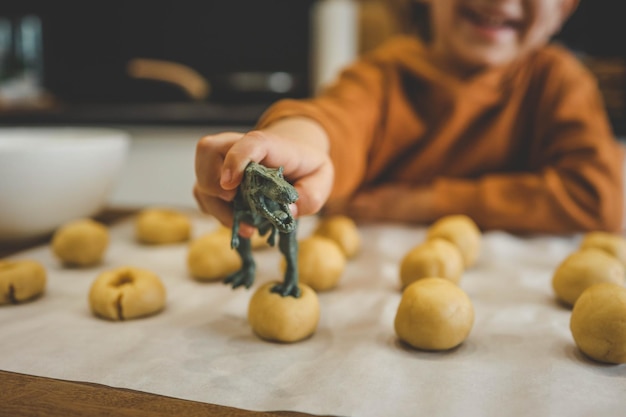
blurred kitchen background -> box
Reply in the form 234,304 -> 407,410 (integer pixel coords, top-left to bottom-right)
0,0 -> 625,244
1,0 -> 624,131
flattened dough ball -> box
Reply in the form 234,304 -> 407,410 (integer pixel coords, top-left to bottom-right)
248,282 -> 320,343
394,277 -> 474,351
313,215 -> 361,259
0,259 -> 46,304
426,215 -> 481,268
552,248 -> 625,307
399,238 -> 464,288
283,236 -> 346,291
52,219 -> 109,266
135,208 -> 191,244
580,231 -> 626,267
187,232 -> 241,281
89,266 -> 166,321
570,283 -> 626,364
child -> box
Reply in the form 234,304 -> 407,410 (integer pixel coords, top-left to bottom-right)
194,0 -> 624,235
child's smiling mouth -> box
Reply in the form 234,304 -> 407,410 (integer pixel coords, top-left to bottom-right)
459,5 -> 522,39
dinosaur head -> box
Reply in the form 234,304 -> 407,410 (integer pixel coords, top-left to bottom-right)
243,162 -> 299,233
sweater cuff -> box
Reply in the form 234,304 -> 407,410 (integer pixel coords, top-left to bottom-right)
256,99 -> 326,131
431,178 -> 483,222
255,99 -> 362,199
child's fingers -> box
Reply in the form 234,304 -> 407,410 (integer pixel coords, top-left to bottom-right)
221,130 -> 322,189
292,161 -> 334,217
220,130 -> 274,190
220,130 -> 333,212
195,132 -> 244,199
193,184 -> 256,238
193,184 -> 235,225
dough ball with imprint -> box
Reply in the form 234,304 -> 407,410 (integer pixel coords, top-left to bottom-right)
52,219 -> 109,266
552,248 -> 625,307
570,282 -> 626,364
187,231 -> 242,281
426,215 -> 481,268
0,259 -> 46,304
89,266 -> 166,321
313,215 -> 361,259
395,277 -> 474,351
281,235 -> 346,291
399,238 -> 464,289
248,281 -> 320,343
135,208 -> 191,244
579,231 -> 626,267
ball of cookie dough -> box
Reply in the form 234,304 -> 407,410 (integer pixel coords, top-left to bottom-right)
580,231 -> 626,267
394,277 -> 474,351
187,232 -> 241,281
313,215 -> 360,259
214,225 -> 270,250
426,215 -> 481,268
0,260 -> 46,304
552,248 -> 625,307
89,266 -> 166,321
135,208 -> 191,244
51,219 -> 109,266
248,281 -> 320,343
570,282 -> 626,364
283,236 -> 346,291
399,238 -> 464,289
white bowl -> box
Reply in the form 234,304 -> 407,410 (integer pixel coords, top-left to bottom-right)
0,127 -> 130,243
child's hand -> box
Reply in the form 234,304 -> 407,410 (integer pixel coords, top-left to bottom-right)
324,183 -> 435,224
194,118 -> 334,235
193,131 -> 251,234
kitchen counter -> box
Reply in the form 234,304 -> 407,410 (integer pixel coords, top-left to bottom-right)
0,125 -> 218,259
0,102 -> 269,126
0,125 -> 239,259
108,125 -> 253,209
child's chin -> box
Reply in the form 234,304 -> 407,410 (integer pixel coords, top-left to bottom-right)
455,46 -> 519,71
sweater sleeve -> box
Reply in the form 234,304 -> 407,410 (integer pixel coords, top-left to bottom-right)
430,57 -> 624,234
257,55 -> 388,199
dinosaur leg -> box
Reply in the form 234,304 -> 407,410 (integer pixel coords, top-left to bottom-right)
272,231 -> 300,298
224,237 -> 256,289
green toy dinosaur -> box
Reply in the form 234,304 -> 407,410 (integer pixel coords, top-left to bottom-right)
225,161 -> 301,298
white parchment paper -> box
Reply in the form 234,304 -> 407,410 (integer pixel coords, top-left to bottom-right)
1,213 -> 625,417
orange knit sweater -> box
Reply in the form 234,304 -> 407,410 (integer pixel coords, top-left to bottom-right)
258,36 -> 624,233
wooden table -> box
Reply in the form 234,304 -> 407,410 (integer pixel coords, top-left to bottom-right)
0,370 -> 331,417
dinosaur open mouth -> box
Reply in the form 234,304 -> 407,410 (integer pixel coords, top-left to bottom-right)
257,196 -> 296,232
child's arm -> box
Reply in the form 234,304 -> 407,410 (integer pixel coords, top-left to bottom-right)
256,55 -> 388,200
193,117 -> 334,235
307,42 -> 624,234
323,183 -> 437,224
327,68 -> 625,234
425,63 -> 624,234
